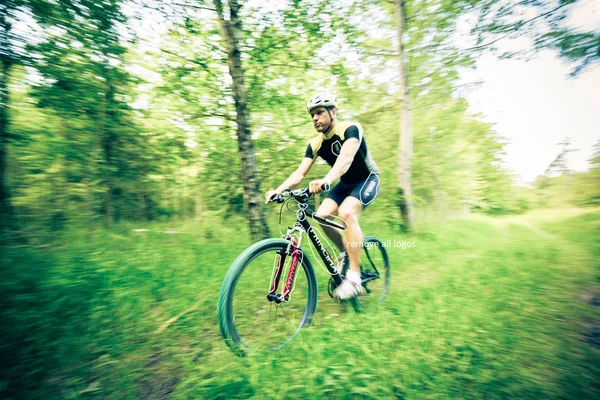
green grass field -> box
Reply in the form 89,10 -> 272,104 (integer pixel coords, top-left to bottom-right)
1,209 -> 599,399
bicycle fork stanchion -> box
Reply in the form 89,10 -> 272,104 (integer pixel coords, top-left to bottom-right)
282,229 -> 305,301
267,224 -> 305,303
266,250 -> 286,303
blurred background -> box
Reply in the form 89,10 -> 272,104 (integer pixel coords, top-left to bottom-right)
1,0 -> 598,398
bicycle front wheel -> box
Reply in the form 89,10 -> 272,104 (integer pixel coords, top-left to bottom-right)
218,238 -> 318,353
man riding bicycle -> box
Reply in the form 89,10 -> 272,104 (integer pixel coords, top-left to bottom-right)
265,93 -> 380,300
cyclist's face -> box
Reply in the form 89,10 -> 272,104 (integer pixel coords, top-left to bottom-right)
310,107 -> 336,132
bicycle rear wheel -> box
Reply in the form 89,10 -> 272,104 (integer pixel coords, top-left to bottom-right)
358,236 -> 390,310
218,238 -> 318,353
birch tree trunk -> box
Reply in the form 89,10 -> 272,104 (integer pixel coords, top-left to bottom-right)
214,0 -> 270,240
394,0 -> 415,231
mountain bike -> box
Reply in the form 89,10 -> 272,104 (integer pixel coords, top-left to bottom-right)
218,186 -> 390,353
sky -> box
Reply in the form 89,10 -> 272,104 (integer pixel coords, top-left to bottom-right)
465,50 -> 599,183
461,0 -> 600,183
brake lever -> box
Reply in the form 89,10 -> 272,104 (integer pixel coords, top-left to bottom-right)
268,193 -> 284,204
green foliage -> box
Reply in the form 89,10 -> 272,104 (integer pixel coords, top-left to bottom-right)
2,0 -> 597,234
2,1 -> 600,397
2,0 -> 594,237
2,211 -> 599,398
530,139 -> 600,209
533,171 -> 600,209
472,0 -> 599,75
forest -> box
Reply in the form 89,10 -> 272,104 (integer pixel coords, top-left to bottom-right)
1,0 -> 599,398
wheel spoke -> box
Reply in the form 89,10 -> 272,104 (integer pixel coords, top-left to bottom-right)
358,237 -> 390,310
364,247 -> 380,276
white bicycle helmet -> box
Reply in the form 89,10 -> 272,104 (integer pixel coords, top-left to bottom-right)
306,93 -> 338,112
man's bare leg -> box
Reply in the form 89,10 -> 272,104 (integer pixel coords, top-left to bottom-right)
315,198 -> 344,252
337,197 -> 364,273
330,196 -> 364,299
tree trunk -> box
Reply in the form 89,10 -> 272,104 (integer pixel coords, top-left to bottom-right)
87,130 -> 101,229
429,127 -> 443,217
96,84 -> 114,224
394,0 -> 415,231
0,58 -> 12,230
214,0 -> 270,240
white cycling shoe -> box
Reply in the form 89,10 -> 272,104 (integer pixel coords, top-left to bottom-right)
333,269 -> 362,300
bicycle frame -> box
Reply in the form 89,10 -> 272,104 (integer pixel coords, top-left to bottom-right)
266,199 -> 345,304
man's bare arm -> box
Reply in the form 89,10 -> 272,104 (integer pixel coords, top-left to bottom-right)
275,157 -> 315,192
265,157 -> 316,203
324,138 -> 360,183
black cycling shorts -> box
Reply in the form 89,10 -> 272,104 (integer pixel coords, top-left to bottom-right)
327,173 -> 380,208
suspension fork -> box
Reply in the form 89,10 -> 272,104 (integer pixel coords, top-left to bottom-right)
267,225 -> 305,303
282,231 -> 304,301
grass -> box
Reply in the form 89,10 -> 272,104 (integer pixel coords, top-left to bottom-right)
1,209 -> 599,399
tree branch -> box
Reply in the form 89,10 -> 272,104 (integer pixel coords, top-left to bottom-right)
170,1 -> 217,12
469,3 -> 566,52
264,62 -> 330,71
159,48 -> 222,81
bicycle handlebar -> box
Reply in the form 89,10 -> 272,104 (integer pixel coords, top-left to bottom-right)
268,184 -> 331,204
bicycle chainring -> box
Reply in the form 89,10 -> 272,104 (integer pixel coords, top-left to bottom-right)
327,274 -> 345,298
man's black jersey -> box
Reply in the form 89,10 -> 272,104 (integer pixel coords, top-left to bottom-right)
304,120 -> 379,184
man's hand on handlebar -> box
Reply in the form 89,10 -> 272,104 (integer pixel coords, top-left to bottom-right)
309,179 -> 331,194
265,181 -> 332,204
265,189 -> 282,204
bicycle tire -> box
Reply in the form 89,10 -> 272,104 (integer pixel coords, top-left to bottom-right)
218,238 -> 318,353
359,236 -> 390,309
